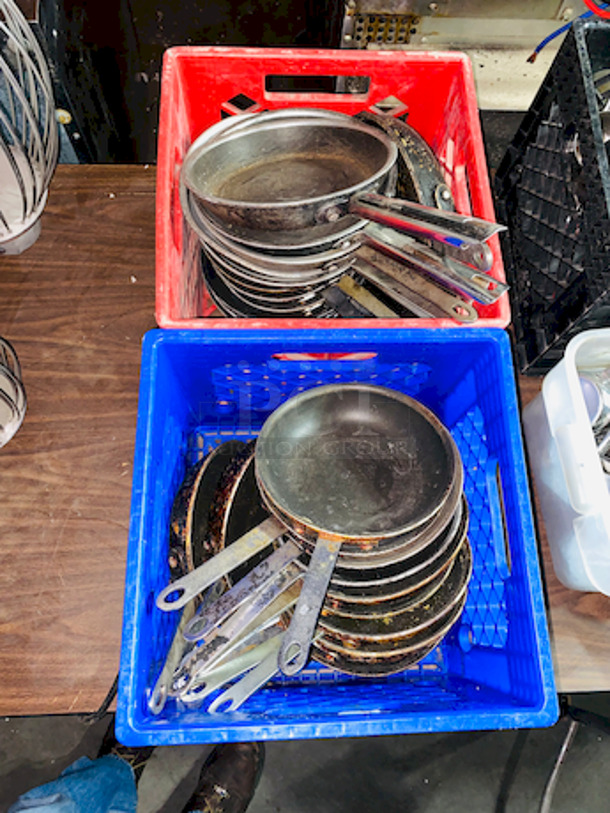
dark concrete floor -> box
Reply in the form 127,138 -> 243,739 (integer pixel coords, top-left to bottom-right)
0,711 -> 213,812
1,703 -> 610,812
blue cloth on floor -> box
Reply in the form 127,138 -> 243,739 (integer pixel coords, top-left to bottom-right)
7,755 -> 137,813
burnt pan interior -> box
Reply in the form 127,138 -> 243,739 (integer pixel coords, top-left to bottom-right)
168,440 -> 246,578
186,121 -> 392,204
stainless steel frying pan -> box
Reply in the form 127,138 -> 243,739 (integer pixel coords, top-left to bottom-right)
203,256 -> 335,318
186,188 -> 505,307
182,111 -> 503,270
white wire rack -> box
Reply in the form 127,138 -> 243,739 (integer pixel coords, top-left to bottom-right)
0,0 -> 58,253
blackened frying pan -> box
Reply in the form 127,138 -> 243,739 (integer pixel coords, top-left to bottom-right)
205,439 -> 274,583
317,539 -> 472,643
157,383 -> 459,676
168,439 -> 247,579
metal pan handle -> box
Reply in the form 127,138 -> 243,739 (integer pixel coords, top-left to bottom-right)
278,537 -> 342,676
183,538 -> 302,641
207,633 -> 286,713
348,192 -> 503,272
148,580 -> 224,715
362,223 -> 508,306
155,515 -> 285,612
181,628 -> 285,706
352,251 -> 478,323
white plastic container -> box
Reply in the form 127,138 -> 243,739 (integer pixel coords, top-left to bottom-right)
523,329 -> 610,594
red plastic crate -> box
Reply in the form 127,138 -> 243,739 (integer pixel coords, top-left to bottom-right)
156,46 -> 509,329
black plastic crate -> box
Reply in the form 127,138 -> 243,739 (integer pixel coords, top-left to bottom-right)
495,18 -> 610,375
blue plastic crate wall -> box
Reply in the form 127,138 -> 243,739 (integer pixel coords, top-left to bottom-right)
122,330 -> 553,739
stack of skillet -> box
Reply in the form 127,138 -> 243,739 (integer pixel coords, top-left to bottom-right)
180,108 -> 508,321
155,385 -> 472,711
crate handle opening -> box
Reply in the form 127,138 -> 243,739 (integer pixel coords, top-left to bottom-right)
265,75 -> 371,96
271,352 -> 378,362
486,459 -> 512,579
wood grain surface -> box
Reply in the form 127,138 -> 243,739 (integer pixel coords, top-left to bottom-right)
0,165 -> 608,716
0,166 -> 157,714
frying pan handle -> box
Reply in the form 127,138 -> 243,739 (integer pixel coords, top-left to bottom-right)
149,602 -> 197,715
148,580 -> 224,714
348,192 -> 504,272
183,539 -> 302,642
182,628 -> 285,706
156,516 -> 285,611
352,251 -> 479,323
362,223 -> 508,306
207,633 -> 285,713
278,537 -> 342,676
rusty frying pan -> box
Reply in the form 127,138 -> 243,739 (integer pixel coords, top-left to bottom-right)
167,439 -> 247,579
317,538 -> 472,643
149,440 -> 246,714
313,586 -> 468,677
157,383 -> 459,675
182,109 -> 503,270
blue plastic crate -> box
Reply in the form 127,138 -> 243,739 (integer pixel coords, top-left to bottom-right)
116,328 -> 558,744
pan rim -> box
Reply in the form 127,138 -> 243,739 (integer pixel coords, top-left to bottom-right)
255,383 -> 460,541
317,539 -> 472,642
323,506 -> 467,603
314,584 -> 469,661
203,257 -> 334,318
311,635 -> 441,677
183,116 -> 398,212
324,495 -> 468,584
187,190 -> 360,269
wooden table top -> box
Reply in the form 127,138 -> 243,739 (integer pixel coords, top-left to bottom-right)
0,164 -> 608,716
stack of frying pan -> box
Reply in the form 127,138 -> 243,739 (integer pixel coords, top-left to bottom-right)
179,108 -> 508,320
155,384 -> 472,711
